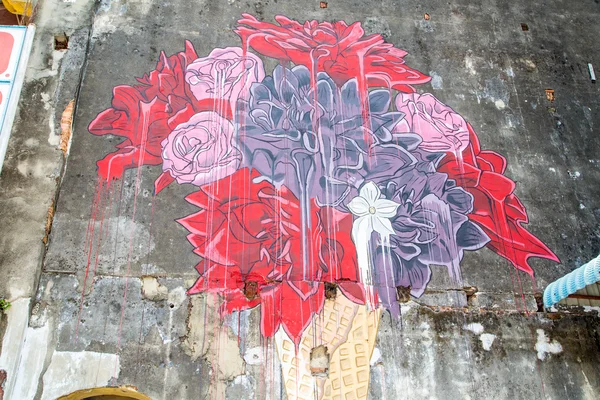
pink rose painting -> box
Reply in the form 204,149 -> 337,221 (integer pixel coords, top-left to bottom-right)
394,92 -> 470,154
160,111 -> 241,186
185,47 -> 265,117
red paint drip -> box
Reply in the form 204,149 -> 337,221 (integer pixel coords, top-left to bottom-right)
115,99 -> 153,360
75,178 -> 105,341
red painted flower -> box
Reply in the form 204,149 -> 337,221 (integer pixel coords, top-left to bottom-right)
88,41 -> 232,184
235,14 -> 430,92
438,124 -> 559,275
179,168 -> 365,345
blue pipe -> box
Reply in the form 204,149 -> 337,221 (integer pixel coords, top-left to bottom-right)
543,253 -> 600,308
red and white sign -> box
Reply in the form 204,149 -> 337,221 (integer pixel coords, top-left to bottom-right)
0,83 -> 10,121
0,25 -> 35,173
0,27 -> 26,81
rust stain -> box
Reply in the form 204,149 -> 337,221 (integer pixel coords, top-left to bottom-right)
545,89 -> 555,102
243,281 -> 258,300
0,369 -> 6,400
59,100 -> 74,155
42,200 -> 55,245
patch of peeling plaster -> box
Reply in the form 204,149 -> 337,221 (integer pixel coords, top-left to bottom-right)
463,323 -> 484,335
480,333 -> 496,351
535,329 -> 563,360
41,351 -> 120,400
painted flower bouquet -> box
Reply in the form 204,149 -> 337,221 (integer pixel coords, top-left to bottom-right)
89,14 -> 558,399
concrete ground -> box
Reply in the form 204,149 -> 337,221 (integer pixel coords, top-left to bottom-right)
0,0 -> 599,399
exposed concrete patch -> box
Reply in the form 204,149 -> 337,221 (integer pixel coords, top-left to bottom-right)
26,49 -> 67,83
141,276 -> 168,301
0,299 -> 30,398
11,323 -> 50,399
41,351 -> 120,400
243,347 -> 264,366
181,295 -> 210,361
207,326 -> 245,398
309,345 -> 330,377
362,17 -> 391,40
483,77 -> 510,109
226,374 -> 255,400
168,287 -> 187,309
182,295 -> 244,398
535,329 -> 563,360
44,215 -> 155,274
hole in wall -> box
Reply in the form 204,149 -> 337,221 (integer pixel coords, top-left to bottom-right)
320,2 -> 328,8
243,281 -> 259,300
324,282 -> 337,300
533,292 -> 544,312
396,285 -> 411,303
521,23 -> 529,31
310,345 -> 330,377
424,13 -> 431,21
54,33 -> 69,50
463,286 -> 478,306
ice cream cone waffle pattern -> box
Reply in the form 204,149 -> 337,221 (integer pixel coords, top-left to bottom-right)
274,290 -> 381,400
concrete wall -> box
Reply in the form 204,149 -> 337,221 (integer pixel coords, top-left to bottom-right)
1,0 -> 599,399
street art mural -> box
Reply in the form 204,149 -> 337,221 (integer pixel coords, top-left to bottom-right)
87,14 -> 559,399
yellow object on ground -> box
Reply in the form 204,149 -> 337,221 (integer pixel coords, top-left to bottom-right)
57,386 -> 151,400
2,0 -> 32,16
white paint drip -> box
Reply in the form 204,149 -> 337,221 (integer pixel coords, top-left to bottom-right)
535,329 -> 563,360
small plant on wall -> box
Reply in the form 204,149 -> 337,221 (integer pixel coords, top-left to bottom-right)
0,299 -> 10,312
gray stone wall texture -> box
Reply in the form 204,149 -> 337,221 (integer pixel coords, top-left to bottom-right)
0,0 -> 599,399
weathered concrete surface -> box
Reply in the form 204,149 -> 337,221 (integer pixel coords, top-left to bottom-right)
0,0 -> 96,301
0,0 -> 599,399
